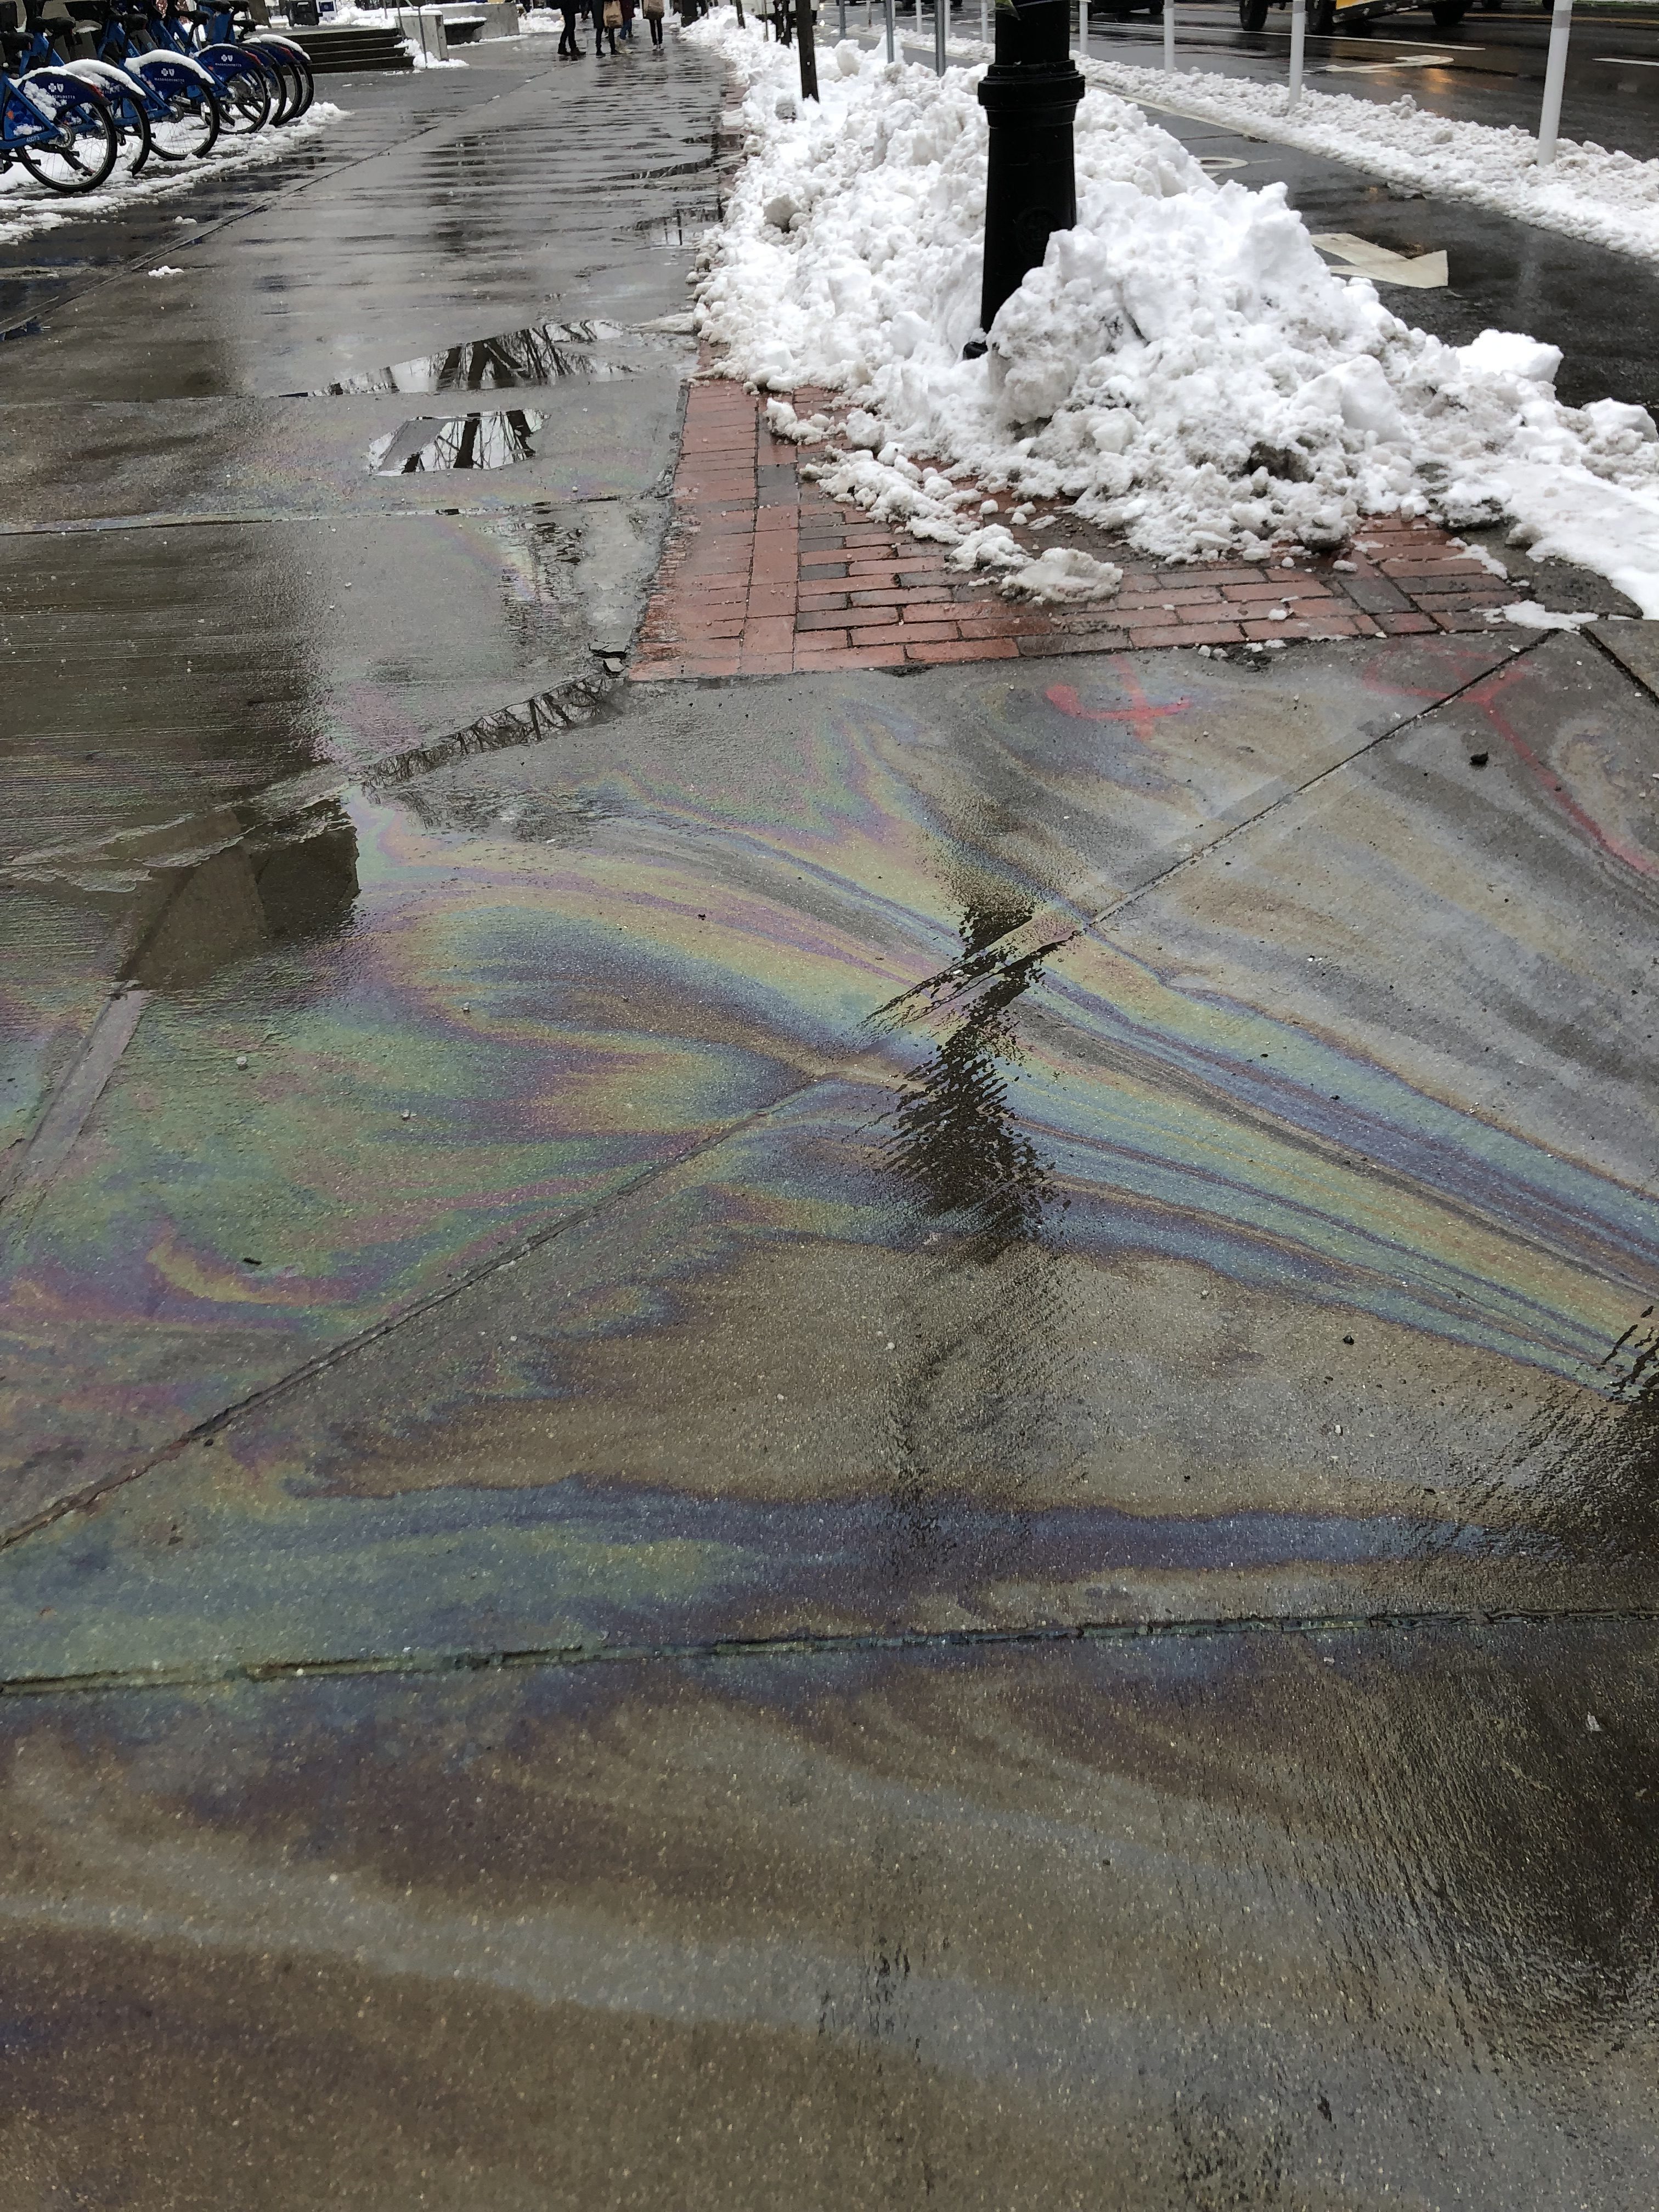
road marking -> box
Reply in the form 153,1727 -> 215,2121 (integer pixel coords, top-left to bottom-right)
1198,154 -> 1254,170
1325,51 -> 1458,71
1596,53 -> 1659,65
1312,232 -> 1449,286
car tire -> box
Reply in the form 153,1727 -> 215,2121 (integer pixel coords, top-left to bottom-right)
1239,0 -> 1270,27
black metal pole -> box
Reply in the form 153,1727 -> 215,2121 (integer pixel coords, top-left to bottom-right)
967,0 -> 1084,356
795,0 -> 819,95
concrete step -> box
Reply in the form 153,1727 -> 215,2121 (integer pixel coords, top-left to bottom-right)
284,24 -> 415,66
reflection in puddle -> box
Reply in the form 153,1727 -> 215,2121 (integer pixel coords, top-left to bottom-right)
321,321 -> 637,396
123,804 -> 359,994
366,411 -> 543,476
633,201 -> 722,246
877,898 -> 1078,1544
887,900 -> 1054,1260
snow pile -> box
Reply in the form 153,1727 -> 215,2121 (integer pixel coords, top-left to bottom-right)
0,100 -> 346,251
1079,53 -> 1659,276
686,15 -> 1659,613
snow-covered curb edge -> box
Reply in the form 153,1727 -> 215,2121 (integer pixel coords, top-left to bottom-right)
0,99 -> 347,252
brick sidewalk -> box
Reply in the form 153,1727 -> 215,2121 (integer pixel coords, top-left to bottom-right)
631,379 -> 1519,683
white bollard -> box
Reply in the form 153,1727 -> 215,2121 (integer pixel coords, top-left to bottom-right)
1536,0 -> 1572,165
1162,0 -> 1173,71
934,0 -> 945,70
979,0 -> 986,40
1078,0 -> 1086,58
1286,0 -> 1304,106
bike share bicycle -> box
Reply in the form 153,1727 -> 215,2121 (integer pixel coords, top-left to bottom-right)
144,0 -> 314,132
0,0 -> 119,189
5,0 -> 223,167
4,0 -> 314,187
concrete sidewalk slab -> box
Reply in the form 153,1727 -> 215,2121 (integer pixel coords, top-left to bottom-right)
0,377 -> 685,527
0,1619 -> 1650,2209
6,632 -> 1656,1673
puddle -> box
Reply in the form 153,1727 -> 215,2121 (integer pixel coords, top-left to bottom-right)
366,668 -> 625,788
366,411 -> 543,476
123,802 -> 359,994
884,898 -> 1055,1261
633,201 -> 723,246
627,155 -> 718,182
318,321 -> 639,397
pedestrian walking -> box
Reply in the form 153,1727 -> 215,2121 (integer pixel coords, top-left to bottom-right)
643,0 -> 664,43
619,0 -> 635,36
558,0 -> 582,51
591,0 -> 618,48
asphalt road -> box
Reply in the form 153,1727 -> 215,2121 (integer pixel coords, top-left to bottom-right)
1072,0 -> 1659,157
2,25 -> 1658,2210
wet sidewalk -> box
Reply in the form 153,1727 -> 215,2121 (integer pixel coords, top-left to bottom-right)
2,26 -> 1658,2211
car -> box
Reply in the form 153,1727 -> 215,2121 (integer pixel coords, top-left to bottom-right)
1239,0 -> 1469,31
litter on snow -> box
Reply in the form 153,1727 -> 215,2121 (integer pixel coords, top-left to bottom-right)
686,14 -> 1659,617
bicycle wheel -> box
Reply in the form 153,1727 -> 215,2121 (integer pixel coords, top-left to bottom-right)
138,62 -> 222,160
211,54 -> 269,132
278,51 -> 310,121
251,44 -> 295,126
249,32 -> 313,117
283,45 -> 313,116
32,63 -> 151,171
106,78 -> 152,167
12,76 -> 118,192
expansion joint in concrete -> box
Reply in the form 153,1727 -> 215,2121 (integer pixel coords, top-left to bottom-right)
6,1601 -> 1657,1704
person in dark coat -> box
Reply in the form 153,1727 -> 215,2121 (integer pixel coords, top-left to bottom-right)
619,0 -> 635,36
558,0 -> 582,51
590,0 -> 618,50
642,0 -> 663,41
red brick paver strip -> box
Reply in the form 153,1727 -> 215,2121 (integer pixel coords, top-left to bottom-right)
633,381 -> 1511,681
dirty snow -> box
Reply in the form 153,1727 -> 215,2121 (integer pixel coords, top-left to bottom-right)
685,14 -> 1659,614
0,100 -> 346,251
1500,599 -> 1600,630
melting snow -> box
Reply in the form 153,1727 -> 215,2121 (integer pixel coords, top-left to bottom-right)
686,15 -> 1659,615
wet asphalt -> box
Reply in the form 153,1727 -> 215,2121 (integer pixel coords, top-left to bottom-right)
1084,0 -> 1659,155
2,23 -> 1659,2209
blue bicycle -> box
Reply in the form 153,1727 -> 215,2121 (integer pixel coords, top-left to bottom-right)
195,3 -> 315,123
38,1 -> 223,160
140,0 -> 300,132
0,9 -> 119,190
7,0 -> 156,168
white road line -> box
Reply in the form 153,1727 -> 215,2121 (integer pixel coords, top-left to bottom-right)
1325,52 -> 1458,72
1312,232 -> 1450,286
